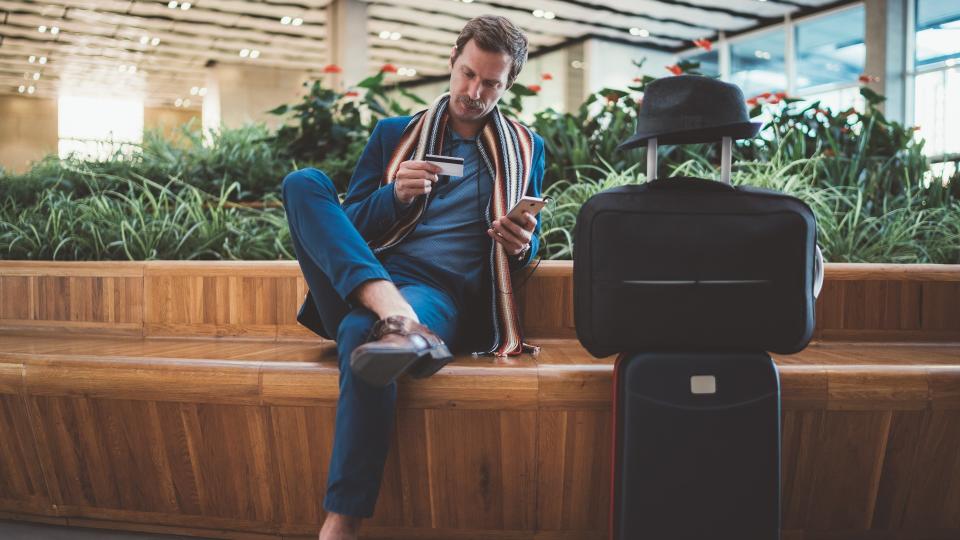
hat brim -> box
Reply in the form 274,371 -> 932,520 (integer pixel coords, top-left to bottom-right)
616,121 -> 763,152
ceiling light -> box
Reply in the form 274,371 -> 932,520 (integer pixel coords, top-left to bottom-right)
168,0 -> 177,7
571,59 -> 583,69
140,36 -> 149,45
281,16 -> 291,24
175,98 -> 183,107
249,49 -> 260,58
945,58 -> 957,67
397,67 -> 408,76
39,56 -> 47,64
33,72 -> 40,80
28,86 -> 35,94
544,11 -> 555,19
629,27 -> 649,37
198,87 -> 207,96
239,48 -> 250,57
50,26 -> 59,35
408,68 -> 416,76
18,85 -> 25,93
151,37 -> 160,46
379,30 -> 391,39
29,55 -> 36,63
462,0 -> 473,3
181,2 -> 191,9
190,86 -> 198,95
533,9 -> 544,17
38,25 -> 47,33
390,32 -> 401,40
183,99 -> 191,107
292,17 -> 303,25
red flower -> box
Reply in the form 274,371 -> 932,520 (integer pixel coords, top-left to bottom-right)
746,97 -> 758,106
840,126 -> 851,133
911,125 -> 921,131
541,73 -> 553,81
759,92 -> 772,99
344,91 -> 359,98
633,76 -> 644,83
858,73 -> 879,84
528,84 -> 542,93
635,97 -> 644,107
605,92 -> 620,103
774,91 -> 787,99
323,64 -> 342,73
666,64 -> 683,76
380,63 -> 398,74
693,38 -> 712,52
768,96 -> 782,105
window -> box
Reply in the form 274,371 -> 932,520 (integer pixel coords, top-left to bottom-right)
914,0 -> 960,157
58,95 -> 144,160
915,0 -> 960,68
730,29 -> 786,99
685,50 -> 719,77
795,6 -> 865,93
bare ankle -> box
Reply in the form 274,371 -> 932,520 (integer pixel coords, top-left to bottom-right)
351,279 -> 419,323
319,511 -> 361,539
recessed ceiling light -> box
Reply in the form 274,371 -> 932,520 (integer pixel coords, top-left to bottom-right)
175,98 -> 183,107
390,32 -> 401,40
28,55 -> 36,63
198,87 -> 208,96
532,9 -> 543,17
40,56 -> 47,64
629,27 -> 649,37
151,37 -> 160,46
543,11 -> 555,19
249,49 -> 260,59
571,59 -> 584,69
379,30 -> 391,39
18,85 -> 25,93
50,26 -> 60,35
397,67 -> 408,76
181,2 -> 191,9
33,72 -> 40,80
239,48 -> 250,57
292,17 -> 303,25
140,36 -> 149,45
38,25 -> 47,33
408,68 -> 416,76
462,0 -> 473,3
28,86 -> 35,94
190,86 -> 198,95
183,99 -> 191,107
281,16 -> 291,24
168,0 -> 177,7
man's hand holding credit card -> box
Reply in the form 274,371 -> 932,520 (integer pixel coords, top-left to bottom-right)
425,154 -> 464,180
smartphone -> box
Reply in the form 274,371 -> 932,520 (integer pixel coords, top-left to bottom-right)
506,195 -> 549,223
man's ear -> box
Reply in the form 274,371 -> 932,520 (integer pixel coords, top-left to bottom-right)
449,45 -> 457,70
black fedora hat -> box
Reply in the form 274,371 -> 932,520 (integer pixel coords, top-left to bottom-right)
617,75 -> 762,151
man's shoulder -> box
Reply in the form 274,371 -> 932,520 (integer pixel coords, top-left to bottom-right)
375,116 -> 414,138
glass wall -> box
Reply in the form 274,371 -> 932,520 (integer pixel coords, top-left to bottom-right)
59,96 -> 144,160
729,29 -> 786,98
795,6 -> 865,93
915,0 -> 960,158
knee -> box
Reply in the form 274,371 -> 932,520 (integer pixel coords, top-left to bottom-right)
336,309 -> 378,366
281,168 -> 337,205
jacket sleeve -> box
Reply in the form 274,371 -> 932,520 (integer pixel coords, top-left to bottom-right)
510,134 -> 545,272
342,120 -> 407,241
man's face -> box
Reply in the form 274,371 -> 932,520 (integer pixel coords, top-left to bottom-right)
448,39 -> 512,123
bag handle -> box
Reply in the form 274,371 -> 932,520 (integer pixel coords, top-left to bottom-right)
646,177 -> 736,192
647,136 -> 733,184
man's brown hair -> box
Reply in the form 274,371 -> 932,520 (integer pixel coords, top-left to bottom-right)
452,15 -> 529,86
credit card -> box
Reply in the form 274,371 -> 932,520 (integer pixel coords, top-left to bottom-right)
425,154 -> 464,177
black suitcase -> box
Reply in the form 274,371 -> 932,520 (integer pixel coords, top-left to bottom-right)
609,351 -> 781,540
574,176 -> 819,358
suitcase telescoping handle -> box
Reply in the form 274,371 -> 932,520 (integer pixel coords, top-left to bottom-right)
646,136 -> 733,184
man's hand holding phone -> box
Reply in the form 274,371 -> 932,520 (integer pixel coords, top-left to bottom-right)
488,196 -> 546,256
394,160 -> 442,205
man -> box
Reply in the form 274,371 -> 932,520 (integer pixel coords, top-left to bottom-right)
281,15 -> 544,540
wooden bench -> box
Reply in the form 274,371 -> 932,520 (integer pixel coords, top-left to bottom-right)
1,261 -> 958,540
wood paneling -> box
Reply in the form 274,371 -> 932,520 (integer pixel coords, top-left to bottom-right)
2,261 -> 959,341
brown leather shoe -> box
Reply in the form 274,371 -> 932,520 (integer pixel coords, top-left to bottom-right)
349,315 -> 454,387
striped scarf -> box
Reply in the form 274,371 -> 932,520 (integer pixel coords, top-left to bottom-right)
368,93 -> 539,357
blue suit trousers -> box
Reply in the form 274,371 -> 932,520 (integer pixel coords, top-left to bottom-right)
282,168 -> 461,518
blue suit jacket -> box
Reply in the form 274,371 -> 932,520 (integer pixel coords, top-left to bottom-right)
297,115 -> 546,351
